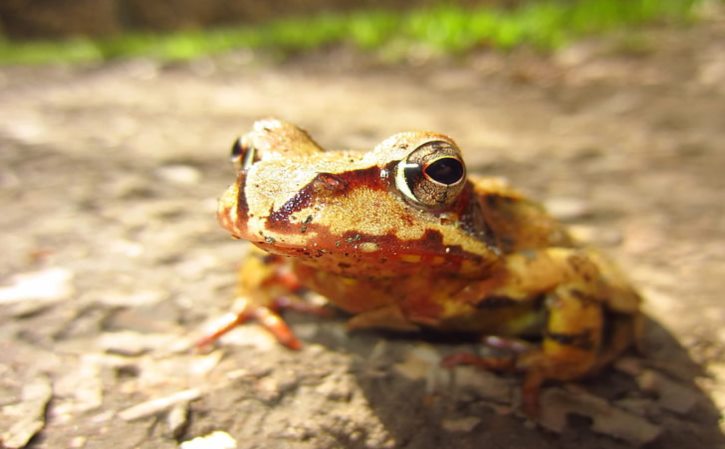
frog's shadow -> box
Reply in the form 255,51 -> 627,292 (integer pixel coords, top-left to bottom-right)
292,313 -> 724,449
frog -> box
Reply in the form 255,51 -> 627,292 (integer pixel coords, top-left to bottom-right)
209,118 -> 642,414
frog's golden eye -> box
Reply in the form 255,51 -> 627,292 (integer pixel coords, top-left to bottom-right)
230,136 -> 258,171
395,140 -> 466,208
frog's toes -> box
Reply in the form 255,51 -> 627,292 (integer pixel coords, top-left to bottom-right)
195,297 -> 302,350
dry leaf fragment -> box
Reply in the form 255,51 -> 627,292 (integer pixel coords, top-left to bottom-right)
118,388 -> 201,421
538,386 -> 662,447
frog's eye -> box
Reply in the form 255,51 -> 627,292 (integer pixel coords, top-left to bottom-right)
395,140 -> 466,208
230,136 -> 258,171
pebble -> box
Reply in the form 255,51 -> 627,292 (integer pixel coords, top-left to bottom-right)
568,224 -> 623,246
167,402 -> 190,439
538,386 -> 662,446
118,388 -> 201,421
0,267 -> 74,312
393,344 -> 440,380
451,366 -> 514,404
1,376 -> 53,449
179,430 -> 237,449
98,330 -> 176,356
441,416 -> 481,433
636,370 -> 697,414
616,357 -> 697,414
544,197 -> 591,221
96,290 -> 166,307
156,164 -> 202,185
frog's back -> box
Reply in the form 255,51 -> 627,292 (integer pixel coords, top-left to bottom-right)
471,177 -> 574,254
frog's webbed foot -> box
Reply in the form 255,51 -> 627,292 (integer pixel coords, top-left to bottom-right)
442,335 -> 531,372
196,293 -> 335,350
196,296 -> 303,350
442,336 -> 546,414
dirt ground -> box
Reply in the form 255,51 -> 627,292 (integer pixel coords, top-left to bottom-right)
1,10 -> 724,449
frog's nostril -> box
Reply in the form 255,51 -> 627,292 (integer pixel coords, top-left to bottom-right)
231,137 -> 244,159
230,136 -> 259,171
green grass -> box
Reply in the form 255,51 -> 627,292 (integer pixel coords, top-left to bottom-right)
0,0 -> 704,65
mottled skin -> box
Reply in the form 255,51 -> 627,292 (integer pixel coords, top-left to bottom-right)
211,119 -> 642,413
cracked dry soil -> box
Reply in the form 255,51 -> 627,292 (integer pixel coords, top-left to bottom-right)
1,15 -> 724,449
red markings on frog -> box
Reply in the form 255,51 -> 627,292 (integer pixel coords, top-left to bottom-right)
253,224 -> 488,277
235,172 -> 249,223
266,166 -> 385,232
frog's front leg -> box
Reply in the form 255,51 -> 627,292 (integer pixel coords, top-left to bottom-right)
448,248 -> 639,414
197,247 -> 327,350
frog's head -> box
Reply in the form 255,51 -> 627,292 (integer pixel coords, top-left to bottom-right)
218,119 -> 499,277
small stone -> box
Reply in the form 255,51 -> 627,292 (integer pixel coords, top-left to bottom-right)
614,357 -> 643,376
393,344 -> 440,381
68,436 -> 87,448
451,366 -> 514,404
568,224 -> 623,246
544,197 -> 591,221
98,330 -> 176,356
315,373 -> 353,402
118,388 -> 201,421
441,416 -> 481,432
52,356 -> 103,417
156,164 -> 202,185
179,430 -> 237,449
188,351 -> 224,377
167,402 -> 190,440
254,377 -> 282,403
1,376 -> 53,449
0,268 -> 74,316
97,290 -> 166,307
636,370 -> 698,414
538,386 -> 662,446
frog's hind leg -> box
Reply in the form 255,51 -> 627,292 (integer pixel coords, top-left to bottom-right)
444,284 -> 604,415
517,283 -> 605,414
445,248 -> 639,415
442,336 -> 532,372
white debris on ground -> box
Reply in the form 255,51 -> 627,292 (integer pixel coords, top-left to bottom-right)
0,267 -> 74,316
0,376 -> 53,449
118,388 -> 202,421
615,357 -> 698,414
539,386 -> 662,446
179,430 -> 237,449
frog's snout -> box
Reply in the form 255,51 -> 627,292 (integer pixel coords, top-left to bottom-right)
217,174 -> 248,239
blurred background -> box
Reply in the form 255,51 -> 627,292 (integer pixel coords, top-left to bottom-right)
1,0 -> 521,38
1,1 -> 724,449
0,0 -> 714,62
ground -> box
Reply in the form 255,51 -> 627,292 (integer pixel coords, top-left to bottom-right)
0,12 -> 724,449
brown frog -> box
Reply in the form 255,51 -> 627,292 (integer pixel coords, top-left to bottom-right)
209,118 -> 642,413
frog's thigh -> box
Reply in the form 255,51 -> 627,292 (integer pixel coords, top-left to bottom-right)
498,248 -> 606,379
533,286 -> 603,379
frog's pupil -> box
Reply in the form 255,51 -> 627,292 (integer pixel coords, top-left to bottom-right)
424,158 -> 463,185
